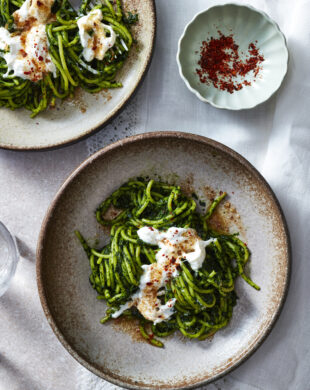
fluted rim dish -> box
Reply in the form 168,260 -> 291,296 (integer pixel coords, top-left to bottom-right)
176,3 -> 289,110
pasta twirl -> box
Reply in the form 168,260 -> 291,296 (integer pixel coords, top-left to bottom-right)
76,179 -> 260,347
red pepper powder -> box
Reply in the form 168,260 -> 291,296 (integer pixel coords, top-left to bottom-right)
196,32 -> 264,93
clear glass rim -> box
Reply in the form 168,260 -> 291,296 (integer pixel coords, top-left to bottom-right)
0,221 -> 19,294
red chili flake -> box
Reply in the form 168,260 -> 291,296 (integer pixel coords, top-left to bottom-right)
38,56 -> 43,61
149,227 -> 154,231
146,282 -> 153,286
196,32 -> 264,94
19,49 -> 27,58
24,71 -> 31,75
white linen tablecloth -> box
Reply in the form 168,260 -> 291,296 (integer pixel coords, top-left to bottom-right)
1,0 -> 309,389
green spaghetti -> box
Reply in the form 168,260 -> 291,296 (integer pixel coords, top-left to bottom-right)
76,179 -> 260,348
0,0 -> 136,117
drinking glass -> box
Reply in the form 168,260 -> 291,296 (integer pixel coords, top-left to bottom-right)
0,221 -> 18,297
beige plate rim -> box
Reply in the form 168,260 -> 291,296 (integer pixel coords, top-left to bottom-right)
36,131 -> 291,389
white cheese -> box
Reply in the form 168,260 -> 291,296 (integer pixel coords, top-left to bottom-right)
0,0 -> 56,82
0,27 -> 11,51
120,38 -> 128,51
77,9 -> 116,62
13,0 -> 54,25
138,226 -> 216,271
111,301 -> 131,319
112,227 -> 216,324
0,25 -> 56,81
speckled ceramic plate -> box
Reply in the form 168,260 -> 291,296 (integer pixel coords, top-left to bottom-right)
36,132 -> 290,389
0,0 -> 156,151
177,4 -> 288,110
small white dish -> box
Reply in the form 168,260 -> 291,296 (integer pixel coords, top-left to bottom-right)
176,3 -> 289,110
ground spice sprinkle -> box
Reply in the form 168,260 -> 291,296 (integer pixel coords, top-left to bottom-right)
196,31 -> 264,93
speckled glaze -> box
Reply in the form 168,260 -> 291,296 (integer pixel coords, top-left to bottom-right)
36,132 -> 290,389
177,4 -> 289,110
0,0 -> 156,151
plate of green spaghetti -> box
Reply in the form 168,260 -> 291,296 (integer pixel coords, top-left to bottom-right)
0,0 -> 155,149
37,132 -> 290,389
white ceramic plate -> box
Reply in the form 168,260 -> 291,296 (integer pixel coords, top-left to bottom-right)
37,132 -> 290,389
0,0 -> 156,150
177,3 -> 288,110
